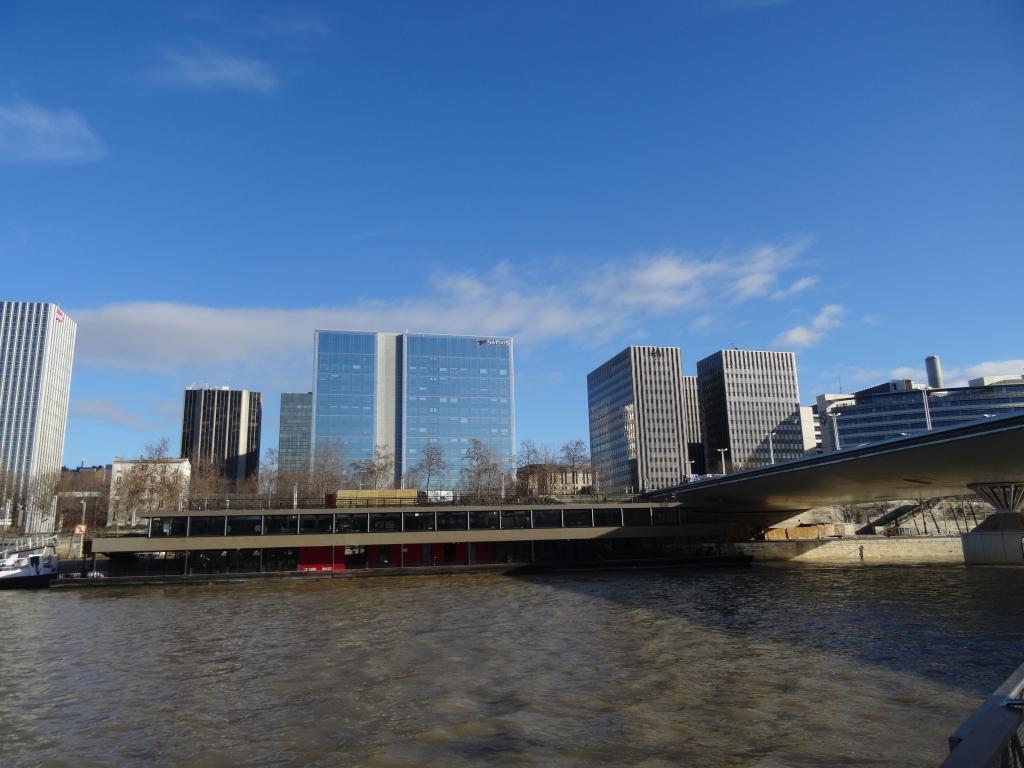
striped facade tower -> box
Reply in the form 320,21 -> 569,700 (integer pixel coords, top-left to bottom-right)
587,346 -> 690,494
0,301 -> 77,531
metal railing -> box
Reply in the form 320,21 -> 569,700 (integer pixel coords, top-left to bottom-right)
181,493 -> 651,512
0,533 -> 59,559
941,661 -> 1024,768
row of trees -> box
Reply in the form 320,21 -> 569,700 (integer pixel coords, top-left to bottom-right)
260,439 -> 510,501
516,438 -> 591,496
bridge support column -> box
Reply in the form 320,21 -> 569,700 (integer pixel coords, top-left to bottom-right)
968,483 -> 1024,513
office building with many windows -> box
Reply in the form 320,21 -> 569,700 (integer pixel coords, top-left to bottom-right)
0,301 -> 77,531
697,349 -> 803,473
587,346 -> 689,494
681,374 -> 705,475
819,367 -> 1024,451
180,388 -> 262,482
312,331 -> 515,492
278,392 -> 313,473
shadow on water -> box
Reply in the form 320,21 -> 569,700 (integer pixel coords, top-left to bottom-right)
508,562 -> 1024,698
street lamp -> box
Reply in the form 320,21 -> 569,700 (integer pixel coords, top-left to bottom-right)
830,411 -> 843,451
716,448 -> 729,475
763,431 -> 777,465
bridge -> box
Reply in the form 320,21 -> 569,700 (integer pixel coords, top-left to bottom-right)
648,412 -> 1024,516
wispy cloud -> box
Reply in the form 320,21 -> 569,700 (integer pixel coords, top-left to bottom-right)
70,398 -> 159,431
71,242 -> 816,375
585,240 -> 810,311
889,359 -> 1024,388
771,275 -> 818,301
0,101 -> 105,165
772,304 -> 845,349
151,47 -> 279,92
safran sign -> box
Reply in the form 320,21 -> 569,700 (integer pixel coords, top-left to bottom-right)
477,339 -> 511,346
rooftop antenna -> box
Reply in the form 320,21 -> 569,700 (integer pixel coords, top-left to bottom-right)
838,374 -> 843,393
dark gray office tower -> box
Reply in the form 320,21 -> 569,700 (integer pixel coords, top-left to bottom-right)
681,375 -> 706,475
697,349 -> 802,473
180,388 -> 262,481
278,392 -> 312,472
587,346 -> 689,494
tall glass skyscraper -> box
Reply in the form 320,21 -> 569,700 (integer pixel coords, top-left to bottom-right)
0,301 -> 77,531
313,331 -> 515,491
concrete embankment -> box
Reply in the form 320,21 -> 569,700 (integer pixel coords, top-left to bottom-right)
736,535 -> 963,564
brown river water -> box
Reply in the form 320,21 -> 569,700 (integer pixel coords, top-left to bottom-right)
2,563 -> 1023,767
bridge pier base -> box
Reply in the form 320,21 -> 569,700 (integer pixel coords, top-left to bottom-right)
968,483 -> 1024,513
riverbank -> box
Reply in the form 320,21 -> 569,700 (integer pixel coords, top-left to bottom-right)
737,534 -> 963,563
49,537 -> 965,588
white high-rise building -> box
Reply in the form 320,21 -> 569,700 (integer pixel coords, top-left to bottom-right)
697,349 -> 802,472
587,346 -> 689,494
0,301 -> 77,531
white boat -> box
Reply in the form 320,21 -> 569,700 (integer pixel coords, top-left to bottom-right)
0,537 -> 59,589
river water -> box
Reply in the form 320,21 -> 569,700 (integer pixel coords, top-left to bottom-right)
2,564 -> 1023,767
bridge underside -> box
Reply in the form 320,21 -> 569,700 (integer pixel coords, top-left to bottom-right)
651,414 -> 1024,514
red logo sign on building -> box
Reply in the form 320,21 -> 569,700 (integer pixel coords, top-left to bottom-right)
55,307 -> 64,323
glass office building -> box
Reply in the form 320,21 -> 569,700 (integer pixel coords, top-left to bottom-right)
278,392 -> 312,472
824,377 -> 1024,450
312,331 -> 515,491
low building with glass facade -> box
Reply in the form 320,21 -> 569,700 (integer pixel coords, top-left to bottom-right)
87,500 -> 752,577
821,375 -> 1024,450
313,331 -> 515,492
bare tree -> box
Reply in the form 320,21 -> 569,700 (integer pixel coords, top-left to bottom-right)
516,440 -> 562,496
309,443 -> 348,501
1,467 -> 60,532
187,456 -> 232,508
351,448 -> 396,490
259,448 -> 280,498
460,439 -> 505,501
112,439 -> 190,525
415,442 -> 448,494
560,439 -> 589,490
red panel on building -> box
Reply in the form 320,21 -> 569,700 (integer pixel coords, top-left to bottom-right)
402,544 -> 423,567
332,546 -> 346,571
431,543 -> 445,566
299,546 -> 334,572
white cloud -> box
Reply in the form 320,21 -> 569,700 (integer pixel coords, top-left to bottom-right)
0,101 -> 105,165
72,243 -> 815,375
771,275 -> 818,301
584,240 -> 810,311
772,303 -> 845,349
889,359 -> 1024,387
152,48 -> 278,92
70,398 -> 158,431
889,366 -> 923,381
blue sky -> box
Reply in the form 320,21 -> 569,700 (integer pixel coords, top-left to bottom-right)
2,0 -> 1023,467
